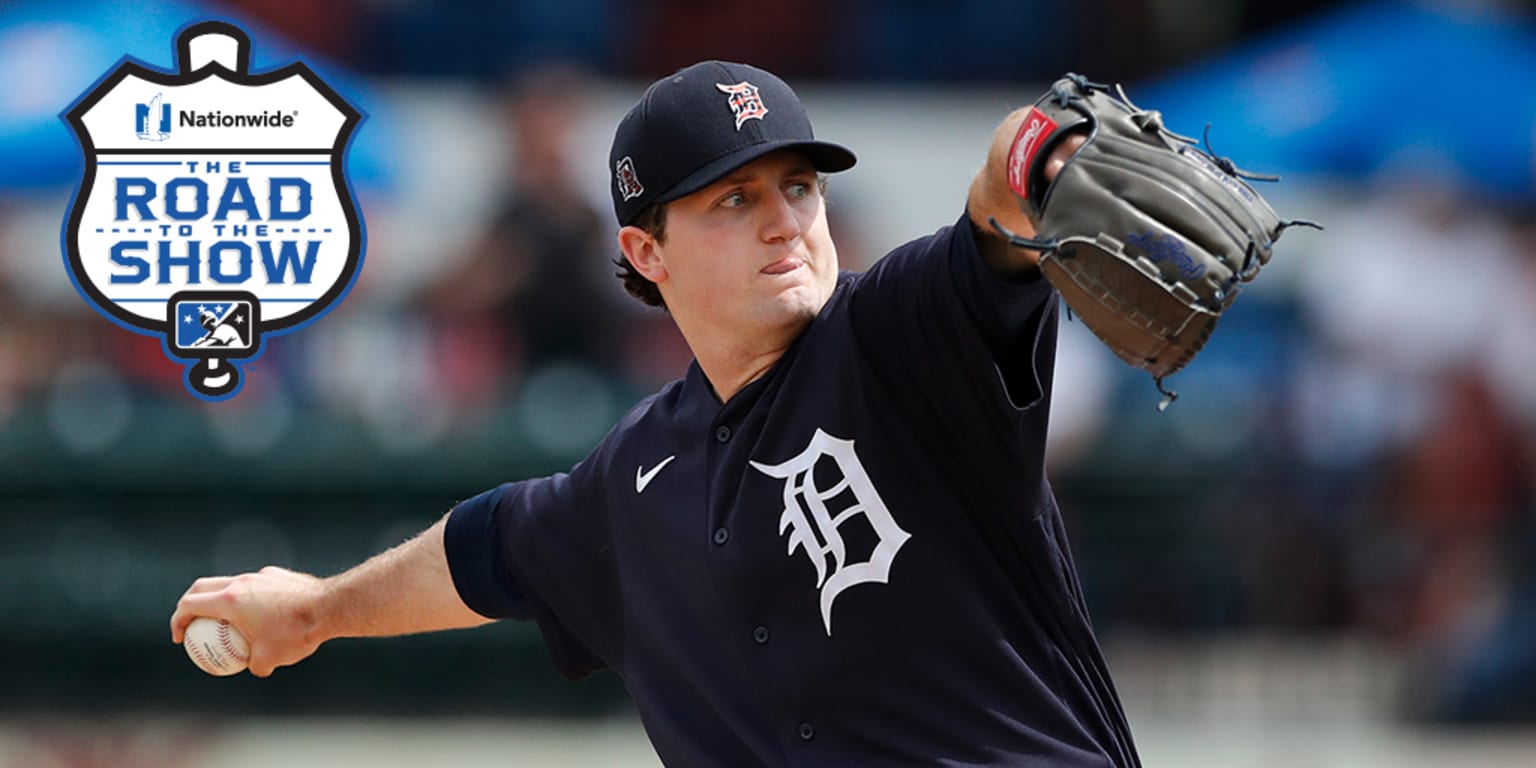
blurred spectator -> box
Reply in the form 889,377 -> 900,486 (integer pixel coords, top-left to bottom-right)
420,65 -> 624,402
0,197 -> 114,412
0,204 -> 19,420
1394,373 -> 1533,722
1482,210 -> 1536,429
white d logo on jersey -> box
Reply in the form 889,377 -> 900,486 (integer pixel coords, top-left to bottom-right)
751,429 -> 911,635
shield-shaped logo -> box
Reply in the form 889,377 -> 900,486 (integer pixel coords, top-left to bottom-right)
61,20 -> 364,400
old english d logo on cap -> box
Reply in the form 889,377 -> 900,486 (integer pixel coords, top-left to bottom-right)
62,20 -> 364,401
715,81 -> 768,130
615,156 -> 644,201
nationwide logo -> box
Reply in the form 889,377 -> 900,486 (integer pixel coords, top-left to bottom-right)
136,93 -> 172,140
62,20 -> 365,400
177,109 -> 298,129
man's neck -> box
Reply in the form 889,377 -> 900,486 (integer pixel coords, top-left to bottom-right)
698,348 -> 787,403
679,318 -> 805,404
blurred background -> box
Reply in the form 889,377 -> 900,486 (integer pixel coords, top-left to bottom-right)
2,0 -> 1536,765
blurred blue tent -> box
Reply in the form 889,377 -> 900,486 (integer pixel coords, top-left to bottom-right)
1135,0 -> 1536,203
0,0 -> 392,191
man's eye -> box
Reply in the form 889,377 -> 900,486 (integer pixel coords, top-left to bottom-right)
787,182 -> 811,199
720,191 -> 747,208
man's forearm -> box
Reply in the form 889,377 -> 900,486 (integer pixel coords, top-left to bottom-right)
315,512 -> 494,642
172,510 -> 494,677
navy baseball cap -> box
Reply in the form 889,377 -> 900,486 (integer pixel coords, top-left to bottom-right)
609,60 -> 857,226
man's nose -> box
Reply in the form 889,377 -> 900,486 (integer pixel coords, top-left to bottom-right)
761,190 -> 804,243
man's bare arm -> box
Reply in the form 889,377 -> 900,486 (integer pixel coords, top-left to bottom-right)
170,512 -> 492,677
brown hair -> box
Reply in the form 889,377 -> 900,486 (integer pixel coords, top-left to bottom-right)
613,202 -> 669,310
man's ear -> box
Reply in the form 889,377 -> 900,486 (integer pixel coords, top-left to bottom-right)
617,225 -> 668,284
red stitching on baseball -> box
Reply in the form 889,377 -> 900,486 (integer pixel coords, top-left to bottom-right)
216,620 -> 250,663
189,639 -> 229,672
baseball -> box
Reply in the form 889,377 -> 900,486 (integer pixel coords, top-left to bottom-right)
183,617 -> 250,676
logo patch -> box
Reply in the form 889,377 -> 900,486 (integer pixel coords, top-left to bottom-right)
62,20 -> 364,400
136,93 -> 172,141
174,296 -> 255,350
751,429 -> 911,635
1127,231 -> 1205,279
635,455 -> 676,494
615,156 -> 644,201
715,81 -> 768,130
1006,107 -> 1058,199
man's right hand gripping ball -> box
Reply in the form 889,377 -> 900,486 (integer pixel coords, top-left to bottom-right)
991,74 -> 1318,406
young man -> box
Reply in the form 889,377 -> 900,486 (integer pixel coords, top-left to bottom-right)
172,61 -> 1133,766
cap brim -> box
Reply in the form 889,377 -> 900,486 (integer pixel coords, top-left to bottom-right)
654,139 -> 857,206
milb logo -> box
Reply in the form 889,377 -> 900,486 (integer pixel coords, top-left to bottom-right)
176,298 -> 254,350
62,20 -> 364,400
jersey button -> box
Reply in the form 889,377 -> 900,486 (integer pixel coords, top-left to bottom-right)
715,425 -> 731,442
752,626 -> 770,644
798,722 -> 815,741
713,527 -> 730,545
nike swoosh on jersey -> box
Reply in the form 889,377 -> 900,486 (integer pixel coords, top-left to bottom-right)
635,455 -> 677,494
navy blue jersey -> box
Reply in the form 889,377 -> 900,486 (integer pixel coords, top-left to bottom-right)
446,211 -> 1140,767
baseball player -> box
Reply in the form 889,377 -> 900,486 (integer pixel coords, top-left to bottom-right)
173,61 -> 1139,766
189,307 -> 244,348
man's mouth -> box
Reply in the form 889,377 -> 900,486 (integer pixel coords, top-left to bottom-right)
761,256 -> 803,275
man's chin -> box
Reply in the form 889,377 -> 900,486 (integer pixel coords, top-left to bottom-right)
779,296 -> 833,333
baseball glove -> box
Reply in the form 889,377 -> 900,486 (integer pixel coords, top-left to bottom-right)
990,74 -> 1318,408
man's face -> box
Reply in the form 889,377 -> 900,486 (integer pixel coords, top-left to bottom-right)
648,150 -> 838,342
